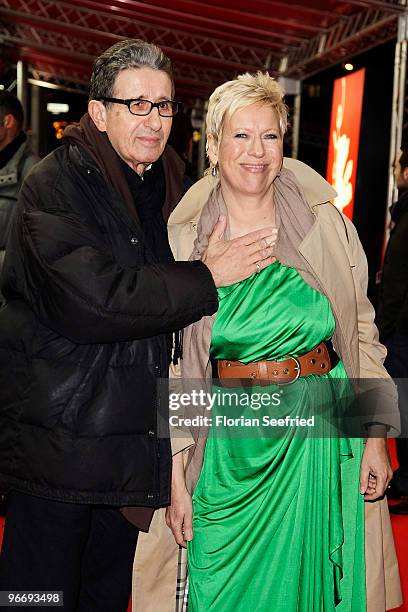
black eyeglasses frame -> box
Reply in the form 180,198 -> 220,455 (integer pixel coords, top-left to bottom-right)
98,97 -> 181,117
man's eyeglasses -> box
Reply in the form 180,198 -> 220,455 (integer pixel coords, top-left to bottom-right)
99,97 -> 181,117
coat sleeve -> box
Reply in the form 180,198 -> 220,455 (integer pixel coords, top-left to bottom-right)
344,217 -> 388,376
3,176 -> 218,345
343,214 -> 400,435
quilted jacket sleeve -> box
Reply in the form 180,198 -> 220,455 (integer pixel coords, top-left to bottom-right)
2,163 -> 218,345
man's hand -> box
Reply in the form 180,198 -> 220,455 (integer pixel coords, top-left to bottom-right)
202,215 -> 278,287
165,486 -> 193,548
360,438 -> 393,501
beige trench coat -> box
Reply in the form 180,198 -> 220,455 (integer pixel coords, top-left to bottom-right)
133,158 -> 402,611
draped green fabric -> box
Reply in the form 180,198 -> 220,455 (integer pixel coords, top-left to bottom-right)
188,262 -> 365,611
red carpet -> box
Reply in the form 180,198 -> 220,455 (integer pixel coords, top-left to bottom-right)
389,439 -> 407,611
0,517 -> 3,554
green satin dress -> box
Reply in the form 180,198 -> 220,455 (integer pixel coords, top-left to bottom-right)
188,262 -> 365,611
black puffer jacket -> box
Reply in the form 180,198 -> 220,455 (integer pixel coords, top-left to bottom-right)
0,139 -> 217,506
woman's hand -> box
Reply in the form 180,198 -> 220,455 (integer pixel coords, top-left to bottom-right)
165,485 -> 193,548
360,437 -> 393,501
165,451 -> 193,548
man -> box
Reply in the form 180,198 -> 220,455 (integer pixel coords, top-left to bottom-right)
0,91 -> 38,274
376,143 -> 408,510
0,39 -> 274,610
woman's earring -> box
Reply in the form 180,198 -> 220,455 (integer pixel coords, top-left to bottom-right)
211,165 -> 217,177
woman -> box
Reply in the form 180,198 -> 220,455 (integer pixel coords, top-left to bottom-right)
165,72 -> 401,611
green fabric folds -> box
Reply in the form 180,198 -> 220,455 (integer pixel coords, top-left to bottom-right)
188,263 -> 365,611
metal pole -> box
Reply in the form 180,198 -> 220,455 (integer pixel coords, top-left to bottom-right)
16,60 -> 28,130
384,13 -> 408,251
197,101 -> 208,179
292,92 -> 302,160
30,84 -> 40,156
278,77 -> 301,159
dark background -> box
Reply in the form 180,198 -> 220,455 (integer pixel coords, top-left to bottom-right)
298,40 -> 395,304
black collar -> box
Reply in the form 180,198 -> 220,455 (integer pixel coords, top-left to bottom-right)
0,131 -> 26,169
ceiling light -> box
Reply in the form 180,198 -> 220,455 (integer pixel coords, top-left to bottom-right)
344,63 -> 354,71
47,102 -> 69,114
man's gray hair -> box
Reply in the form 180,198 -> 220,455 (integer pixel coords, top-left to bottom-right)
89,39 -> 174,102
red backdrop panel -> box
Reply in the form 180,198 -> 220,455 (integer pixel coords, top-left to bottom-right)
326,68 -> 365,220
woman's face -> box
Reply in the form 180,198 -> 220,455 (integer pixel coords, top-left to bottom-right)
209,102 -> 283,198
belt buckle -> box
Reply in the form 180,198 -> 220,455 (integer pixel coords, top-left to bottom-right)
275,355 -> 301,385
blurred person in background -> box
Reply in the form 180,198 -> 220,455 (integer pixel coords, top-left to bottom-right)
377,141 -> 408,512
0,91 -> 39,281
168,111 -> 196,187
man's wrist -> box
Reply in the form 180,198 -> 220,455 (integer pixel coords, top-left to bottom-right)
201,260 -> 220,288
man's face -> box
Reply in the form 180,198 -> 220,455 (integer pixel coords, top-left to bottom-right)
92,67 -> 173,173
394,149 -> 408,191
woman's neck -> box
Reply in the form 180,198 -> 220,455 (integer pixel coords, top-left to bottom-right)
221,182 -> 277,239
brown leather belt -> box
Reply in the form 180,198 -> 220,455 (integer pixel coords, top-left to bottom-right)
217,341 -> 338,387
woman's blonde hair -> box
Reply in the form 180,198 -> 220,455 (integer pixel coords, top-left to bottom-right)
206,72 -> 288,147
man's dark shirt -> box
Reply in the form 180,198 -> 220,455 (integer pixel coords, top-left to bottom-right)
120,155 -> 179,369
377,190 -> 408,340
119,157 -> 174,265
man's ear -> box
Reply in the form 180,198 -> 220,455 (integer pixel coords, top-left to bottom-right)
88,100 -> 107,133
207,134 -> 219,167
403,165 -> 408,185
2,113 -> 15,130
